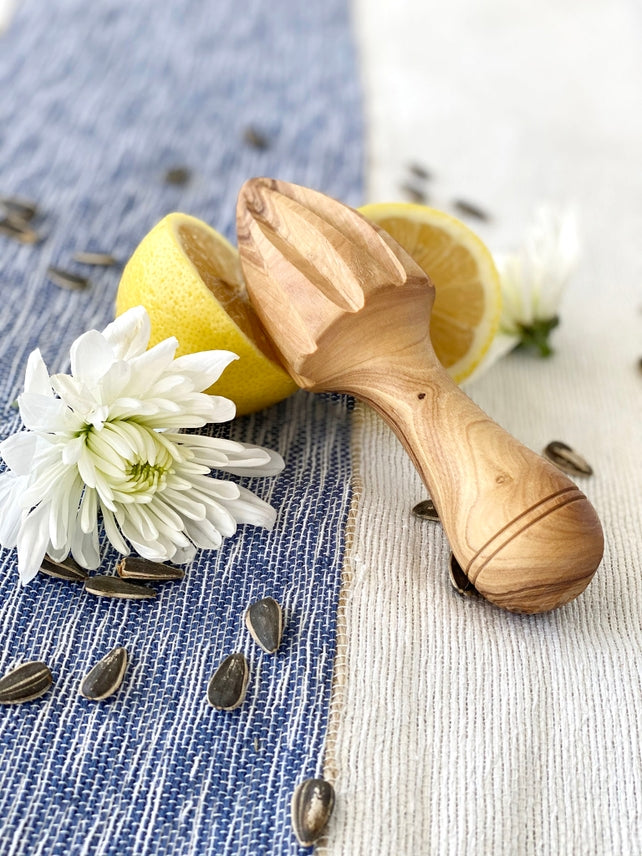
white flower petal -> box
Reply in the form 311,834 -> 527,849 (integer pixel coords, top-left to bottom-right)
170,350 -> 239,390
184,516 -> 224,549
170,543 -> 197,565
111,420 -> 166,465
77,446 -> 98,488
70,523 -> 100,569
62,435 -> 85,466
94,456 -> 129,481
198,395 -> 237,423
169,460 -> 209,479
495,205 -> 580,336
144,496 -> 185,532
24,348 -> 52,397
173,436 -> 257,469
127,338 -> 179,391
224,485 -> 277,530
161,488 -> 207,520
126,538 -> 169,562
97,360 -> 132,405
79,487 -> 98,534
141,395 -> 236,428
100,422 -> 138,459
216,446 -> 285,478
48,498 -> 68,552
0,431 -> 38,474
17,503 -> 51,584
106,398 -> 158,420
125,503 -> 159,542
20,455 -> 69,510
50,373 -> 93,413
56,476 -> 83,549
185,449 -> 230,468
0,472 -> 26,547
202,501 -> 237,538
127,531 -> 191,563
165,434 -> 242,451
102,306 -> 151,360
101,507 -> 130,555
70,330 -> 117,386
47,545 -> 70,563
148,374 -> 190,396
93,469 -> 116,510
121,514 -> 190,557
186,475 -> 241,500
18,392 -> 68,431
155,430 -> 189,463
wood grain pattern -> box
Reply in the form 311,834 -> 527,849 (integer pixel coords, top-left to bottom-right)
236,178 -> 604,613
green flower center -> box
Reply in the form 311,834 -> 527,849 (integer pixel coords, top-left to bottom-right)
126,459 -> 169,492
84,419 -> 177,498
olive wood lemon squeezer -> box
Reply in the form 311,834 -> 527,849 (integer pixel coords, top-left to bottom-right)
236,178 -> 604,613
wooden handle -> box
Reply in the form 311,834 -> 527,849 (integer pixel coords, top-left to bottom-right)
235,178 -> 604,613
338,345 -> 604,614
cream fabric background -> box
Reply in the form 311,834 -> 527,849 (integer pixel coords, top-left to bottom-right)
322,0 -> 642,853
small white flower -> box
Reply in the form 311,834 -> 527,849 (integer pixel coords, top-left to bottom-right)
495,205 -> 580,357
0,306 -> 285,585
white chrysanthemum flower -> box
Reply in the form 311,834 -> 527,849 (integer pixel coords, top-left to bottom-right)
495,205 -> 580,357
0,306 -> 285,585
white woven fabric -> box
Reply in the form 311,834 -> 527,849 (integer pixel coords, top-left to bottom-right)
323,0 -> 642,853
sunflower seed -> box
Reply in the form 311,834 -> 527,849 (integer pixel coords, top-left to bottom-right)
0,661 -> 53,704
164,166 -> 191,186
0,195 -> 38,221
207,653 -> 249,711
80,647 -> 128,700
3,211 -> 32,231
400,182 -> 428,204
46,266 -> 89,291
245,597 -> 283,654
0,217 -> 39,244
40,554 -> 88,582
253,737 -> 261,752
243,126 -> 270,150
84,575 -> 156,599
72,251 -> 118,266
407,163 -> 433,181
411,499 -> 440,522
543,441 -> 593,477
453,198 -> 490,222
449,552 -> 480,598
116,557 -> 184,581
291,778 -> 335,848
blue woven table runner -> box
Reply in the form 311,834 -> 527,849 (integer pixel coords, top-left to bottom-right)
0,1 -> 363,853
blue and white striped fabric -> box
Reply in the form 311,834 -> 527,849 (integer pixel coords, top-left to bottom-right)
0,1 -> 363,853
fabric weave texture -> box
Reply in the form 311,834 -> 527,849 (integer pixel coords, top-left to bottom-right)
321,0 -> 642,853
0,1 -> 363,853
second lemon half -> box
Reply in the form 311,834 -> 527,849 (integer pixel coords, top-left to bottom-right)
359,203 -> 501,383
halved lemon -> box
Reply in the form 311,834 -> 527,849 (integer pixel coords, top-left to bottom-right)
115,213 -> 298,415
359,203 -> 501,383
